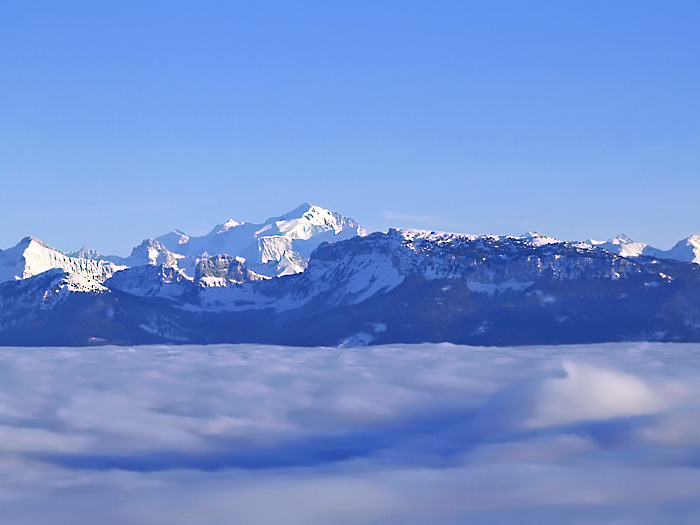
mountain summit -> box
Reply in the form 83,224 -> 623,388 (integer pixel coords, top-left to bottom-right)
154,203 -> 366,276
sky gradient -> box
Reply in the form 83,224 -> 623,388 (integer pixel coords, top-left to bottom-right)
1,1 -> 699,256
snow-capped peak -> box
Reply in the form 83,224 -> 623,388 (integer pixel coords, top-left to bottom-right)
0,237 -> 118,285
110,239 -> 182,268
274,204 -> 367,240
213,219 -> 243,235
585,234 -> 648,258
519,232 -> 562,246
612,233 -> 633,244
156,230 -> 190,247
153,204 -> 367,277
653,235 -> 700,264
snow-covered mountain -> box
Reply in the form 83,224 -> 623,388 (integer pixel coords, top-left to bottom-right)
586,234 -> 700,264
0,203 -> 365,304
105,239 -> 188,269
0,237 -> 117,288
653,235 -> 700,264
155,203 -> 366,277
586,234 -> 649,258
194,229 -> 656,314
103,255 -> 268,299
63,204 -> 366,280
1,208 -> 700,347
105,264 -> 194,299
195,255 -> 267,287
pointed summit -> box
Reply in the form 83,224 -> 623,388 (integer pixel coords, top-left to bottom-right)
107,239 -> 181,268
156,230 -> 190,249
610,234 -> 634,244
519,232 -> 561,246
272,202 -> 313,222
585,234 -> 647,258
210,219 -> 244,236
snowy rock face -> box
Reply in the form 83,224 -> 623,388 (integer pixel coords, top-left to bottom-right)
195,255 -> 266,287
155,203 -> 366,277
103,255 -> 268,299
106,239 -> 183,269
105,264 -> 194,299
0,237 -> 117,286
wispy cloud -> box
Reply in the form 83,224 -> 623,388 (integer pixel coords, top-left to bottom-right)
1,343 -> 700,523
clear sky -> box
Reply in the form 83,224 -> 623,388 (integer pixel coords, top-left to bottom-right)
1,1 -> 698,256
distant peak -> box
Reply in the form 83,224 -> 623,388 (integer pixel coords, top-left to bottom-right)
139,239 -> 158,247
615,234 -> 633,243
211,219 -> 243,235
130,238 -> 167,253
65,246 -> 102,259
519,231 -> 561,246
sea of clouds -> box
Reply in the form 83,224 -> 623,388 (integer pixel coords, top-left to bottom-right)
1,342 -> 700,524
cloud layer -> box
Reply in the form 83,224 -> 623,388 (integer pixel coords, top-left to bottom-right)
1,342 -> 700,524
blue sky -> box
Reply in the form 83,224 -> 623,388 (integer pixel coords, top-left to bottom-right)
1,1 -> 698,255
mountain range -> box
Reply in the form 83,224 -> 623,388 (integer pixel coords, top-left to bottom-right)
1,203 -> 699,346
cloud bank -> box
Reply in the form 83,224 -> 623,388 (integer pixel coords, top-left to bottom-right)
1,342 -> 700,523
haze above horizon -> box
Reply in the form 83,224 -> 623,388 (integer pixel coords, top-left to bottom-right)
1,1 -> 698,255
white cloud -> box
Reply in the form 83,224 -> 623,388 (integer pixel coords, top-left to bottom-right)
0,343 -> 700,523
527,360 -> 666,428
